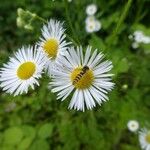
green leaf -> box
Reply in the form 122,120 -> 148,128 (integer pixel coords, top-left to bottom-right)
30,139 -> 49,150
1,145 -> 15,150
89,34 -> 106,51
3,127 -> 23,145
21,125 -> 36,140
17,137 -> 33,150
38,123 -> 53,139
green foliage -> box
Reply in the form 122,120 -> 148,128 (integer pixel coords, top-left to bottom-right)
0,0 -> 150,150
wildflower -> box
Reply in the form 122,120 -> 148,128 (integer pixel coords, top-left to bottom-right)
85,16 -> 96,24
95,20 -> 101,31
86,4 -> 97,16
132,42 -> 139,49
127,120 -> 139,132
38,19 -> 70,75
85,21 -> 97,33
0,46 -> 46,96
85,19 -> 101,33
134,31 -> 145,43
50,46 -> 114,111
139,128 -> 150,150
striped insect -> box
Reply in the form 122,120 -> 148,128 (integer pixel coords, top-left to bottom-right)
73,66 -> 89,85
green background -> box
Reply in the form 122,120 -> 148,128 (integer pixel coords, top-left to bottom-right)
0,0 -> 150,150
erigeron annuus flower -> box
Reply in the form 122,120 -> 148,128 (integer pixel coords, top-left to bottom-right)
50,46 -> 114,111
85,16 -> 101,33
38,19 -> 70,75
0,46 -> 46,96
85,16 -> 96,24
139,128 -> 150,150
95,20 -> 101,31
85,21 -> 96,33
86,4 -> 97,16
127,120 -> 139,132
85,20 -> 101,33
134,30 -> 145,43
132,42 -> 139,49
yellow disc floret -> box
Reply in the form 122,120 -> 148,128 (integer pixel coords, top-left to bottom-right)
71,66 -> 94,89
43,38 -> 58,59
145,132 -> 150,143
17,62 -> 36,80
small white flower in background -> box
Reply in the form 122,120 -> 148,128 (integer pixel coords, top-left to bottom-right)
139,128 -> 150,150
133,30 -> 150,44
85,19 -> 101,33
0,46 -> 46,96
86,4 -> 97,16
38,19 -> 70,75
127,120 -> 139,132
85,4 -> 101,33
68,0 -> 72,2
134,31 -> 145,43
132,42 -> 139,49
49,46 -> 114,111
141,36 -> 150,44
128,34 -> 133,40
95,20 -> 102,32
85,16 -> 96,24
85,21 -> 97,33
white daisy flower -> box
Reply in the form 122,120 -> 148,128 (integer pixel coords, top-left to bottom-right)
85,18 -> 101,33
50,46 -> 114,111
128,34 -> 133,40
127,120 -> 139,132
38,19 -> 70,75
85,16 -> 96,24
95,20 -> 102,31
132,42 -> 139,49
85,21 -> 96,33
141,36 -> 150,44
0,46 -> 46,96
86,4 -> 97,16
139,128 -> 150,150
134,30 -> 145,43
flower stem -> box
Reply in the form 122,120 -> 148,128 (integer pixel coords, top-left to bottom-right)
64,0 -> 80,45
34,15 -> 47,23
106,0 -> 132,49
114,0 -> 132,34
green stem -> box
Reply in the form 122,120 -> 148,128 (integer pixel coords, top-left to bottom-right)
106,0 -> 132,49
34,15 -> 47,23
64,0 -> 80,45
113,0 -> 132,35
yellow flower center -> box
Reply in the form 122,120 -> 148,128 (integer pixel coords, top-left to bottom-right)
17,62 -> 36,80
43,38 -> 58,59
70,66 -> 94,89
145,132 -> 150,143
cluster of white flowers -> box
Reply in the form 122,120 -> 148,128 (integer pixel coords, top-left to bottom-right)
127,120 -> 150,150
85,4 -> 101,33
129,30 -> 150,49
0,19 -> 114,111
